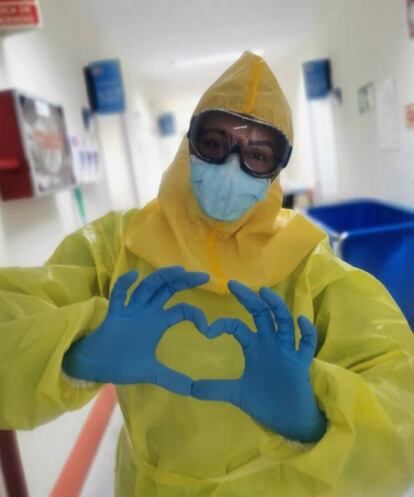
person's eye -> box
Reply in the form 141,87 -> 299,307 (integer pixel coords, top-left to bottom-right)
248,148 -> 272,162
253,151 -> 267,161
203,139 -> 225,150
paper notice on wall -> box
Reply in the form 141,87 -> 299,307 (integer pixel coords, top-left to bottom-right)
376,79 -> 400,151
408,0 -> 414,38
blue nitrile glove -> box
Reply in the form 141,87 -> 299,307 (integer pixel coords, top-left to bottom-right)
191,281 -> 327,443
63,266 -> 209,395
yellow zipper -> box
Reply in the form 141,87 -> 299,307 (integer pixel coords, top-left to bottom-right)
206,225 -> 228,293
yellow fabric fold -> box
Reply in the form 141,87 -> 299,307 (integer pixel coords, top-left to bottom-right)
1,212 -> 414,497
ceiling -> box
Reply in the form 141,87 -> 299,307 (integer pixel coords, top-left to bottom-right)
67,0 -> 334,98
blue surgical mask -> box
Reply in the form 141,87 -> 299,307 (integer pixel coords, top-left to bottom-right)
190,154 -> 270,222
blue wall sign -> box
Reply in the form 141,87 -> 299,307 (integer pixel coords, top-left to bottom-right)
302,59 -> 332,100
84,59 -> 126,114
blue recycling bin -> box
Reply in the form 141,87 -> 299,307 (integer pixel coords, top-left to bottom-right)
305,199 -> 414,329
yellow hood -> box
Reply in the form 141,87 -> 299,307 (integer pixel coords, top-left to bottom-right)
126,52 -> 325,293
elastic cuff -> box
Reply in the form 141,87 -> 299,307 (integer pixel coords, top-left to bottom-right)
61,370 -> 97,389
281,437 -> 315,451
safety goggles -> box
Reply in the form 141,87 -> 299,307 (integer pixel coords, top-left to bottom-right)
187,109 -> 292,179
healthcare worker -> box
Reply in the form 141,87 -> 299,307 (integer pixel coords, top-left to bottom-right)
1,52 -> 414,497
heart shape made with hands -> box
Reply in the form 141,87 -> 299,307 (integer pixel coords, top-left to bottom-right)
87,266 -> 324,442
121,267 -> 317,403
63,265 -> 323,441
108,267 -> 318,399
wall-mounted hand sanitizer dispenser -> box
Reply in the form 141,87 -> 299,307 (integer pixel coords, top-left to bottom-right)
302,59 -> 332,100
0,90 -> 76,200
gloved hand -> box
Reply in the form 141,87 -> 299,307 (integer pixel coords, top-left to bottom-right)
63,266 -> 209,395
191,281 -> 327,443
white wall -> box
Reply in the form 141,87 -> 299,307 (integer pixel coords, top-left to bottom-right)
125,100 -> 165,206
122,69 -> 198,206
275,0 -> 414,207
96,114 -> 138,210
146,92 -> 201,173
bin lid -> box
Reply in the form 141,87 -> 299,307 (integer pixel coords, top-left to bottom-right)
306,199 -> 414,234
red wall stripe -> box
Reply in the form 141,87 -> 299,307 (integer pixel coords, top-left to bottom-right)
49,384 -> 117,497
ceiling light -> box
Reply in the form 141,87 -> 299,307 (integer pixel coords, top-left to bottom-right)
172,49 -> 264,69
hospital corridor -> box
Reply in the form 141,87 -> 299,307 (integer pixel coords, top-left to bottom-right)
0,1 -> 414,496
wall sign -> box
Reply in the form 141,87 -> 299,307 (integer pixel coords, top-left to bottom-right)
302,59 -> 332,100
84,60 -> 126,114
358,82 -> 375,114
0,0 -> 41,30
69,108 -> 103,184
408,0 -> 414,38
376,79 -> 400,151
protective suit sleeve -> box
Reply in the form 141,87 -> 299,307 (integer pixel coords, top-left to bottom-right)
262,240 -> 414,496
0,210 -> 137,430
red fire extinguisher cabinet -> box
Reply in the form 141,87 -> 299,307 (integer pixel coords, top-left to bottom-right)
0,89 -> 76,201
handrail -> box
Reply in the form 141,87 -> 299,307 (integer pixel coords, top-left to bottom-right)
49,384 -> 117,497
0,384 -> 117,497
0,430 -> 29,497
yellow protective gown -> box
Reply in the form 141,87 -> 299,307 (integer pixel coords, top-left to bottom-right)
1,52 -> 414,497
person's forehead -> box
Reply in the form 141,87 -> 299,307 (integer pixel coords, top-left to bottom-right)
202,111 -> 244,127
201,112 -> 276,141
